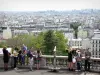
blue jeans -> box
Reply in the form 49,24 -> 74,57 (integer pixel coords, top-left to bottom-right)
22,56 -> 25,65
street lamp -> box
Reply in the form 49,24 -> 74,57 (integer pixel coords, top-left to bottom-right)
48,46 -> 60,72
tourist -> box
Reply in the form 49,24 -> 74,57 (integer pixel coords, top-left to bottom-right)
29,53 -> 33,71
13,47 -> 18,70
22,44 -> 27,65
76,50 -> 82,71
18,50 -> 22,65
68,49 -> 73,71
36,50 -> 42,70
72,49 -> 77,71
84,48 -> 91,71
2,47 -> 11,71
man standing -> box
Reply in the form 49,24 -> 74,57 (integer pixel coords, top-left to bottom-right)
22,44 -> 27,65
85,48 -> 91,71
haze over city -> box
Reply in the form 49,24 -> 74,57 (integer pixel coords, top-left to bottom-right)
0,0 -> 100,11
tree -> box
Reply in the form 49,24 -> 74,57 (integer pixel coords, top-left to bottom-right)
6,34 -> 35,49
54,31 -> 68,55
6,36 -> 23,48
70,22 -> 81,39
43,30 -> 56,55
33,32 -> 44,51
43,30 -> 68,55
0,41 -> 7,48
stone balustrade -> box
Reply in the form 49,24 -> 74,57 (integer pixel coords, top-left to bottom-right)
0,55 -> 100,72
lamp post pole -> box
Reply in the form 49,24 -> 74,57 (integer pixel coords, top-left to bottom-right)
53,46 -> 56,69
48,46 -> 60,72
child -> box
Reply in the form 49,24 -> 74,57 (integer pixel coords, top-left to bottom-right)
36,50 -> 42,70
29,54 -> 33,71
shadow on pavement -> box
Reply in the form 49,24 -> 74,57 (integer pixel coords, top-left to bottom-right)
0,69 -> 13,72
15,69 -> 36,74
41,70 -> 83,75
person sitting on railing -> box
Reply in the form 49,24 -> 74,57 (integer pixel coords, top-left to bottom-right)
76,50 -> 82,71
84,49 -> 91,71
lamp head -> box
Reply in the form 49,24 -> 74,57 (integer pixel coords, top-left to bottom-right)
54,46 -> 56,52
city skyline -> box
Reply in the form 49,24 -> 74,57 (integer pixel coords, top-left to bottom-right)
0,0 -> 100,11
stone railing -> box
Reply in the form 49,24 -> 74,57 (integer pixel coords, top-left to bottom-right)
41,55 -> 100,71
0,55 -> 100,72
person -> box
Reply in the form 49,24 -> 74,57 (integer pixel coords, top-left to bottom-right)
22,44 -> 27,65
29,53 -> 33,71
2,47 -> 10,71
84,49 -> 91,71
22,51 -> 25,65
18,50 -> 22,65
13,47 -> 18,70
68,49 -> 73,71
72,49 -> 77,71
76,50 -> 82,71
36,50 -> 42,70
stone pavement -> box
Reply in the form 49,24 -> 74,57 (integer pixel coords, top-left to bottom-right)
0,69 -> 99,75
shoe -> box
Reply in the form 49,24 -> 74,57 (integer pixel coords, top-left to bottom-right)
68,68 -> 70,71
14,68 -> 17,70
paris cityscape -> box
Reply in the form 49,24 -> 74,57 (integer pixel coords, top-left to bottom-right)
0,0 -> 100,75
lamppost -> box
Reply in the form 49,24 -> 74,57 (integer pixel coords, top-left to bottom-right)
48,46 -> 60,72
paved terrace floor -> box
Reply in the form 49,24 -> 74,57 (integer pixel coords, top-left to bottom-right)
0,69 -> 99,75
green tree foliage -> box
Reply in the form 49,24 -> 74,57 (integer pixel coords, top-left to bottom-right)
33,32 -> 44,51
70,22 -> 81,39
43,30 -> 68,55
0,41 -> 7,48
43,30 -> 56,55
7,34 -> 35,49
54,31 -> 68,55
6,30 -> 68,55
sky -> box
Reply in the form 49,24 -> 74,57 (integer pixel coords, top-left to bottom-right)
0,0 -> 100,11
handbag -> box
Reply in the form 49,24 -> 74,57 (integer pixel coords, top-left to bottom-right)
72,57 -> 76,63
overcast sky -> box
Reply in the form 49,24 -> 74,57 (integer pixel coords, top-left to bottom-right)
0,0 -> 100,11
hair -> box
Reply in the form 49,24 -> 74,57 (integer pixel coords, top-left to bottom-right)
3,46 -> 7,49
15,47 -> 19,50
19,50 -> 22,54
37,50 -> 40,54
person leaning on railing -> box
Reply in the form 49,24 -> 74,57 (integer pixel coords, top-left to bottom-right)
2,46 -> 11,71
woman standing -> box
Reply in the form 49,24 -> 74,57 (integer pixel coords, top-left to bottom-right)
36,50 -> 42,70
68,49 -> 73,71
2,47 -> 10,71
13,47 -> 18,70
